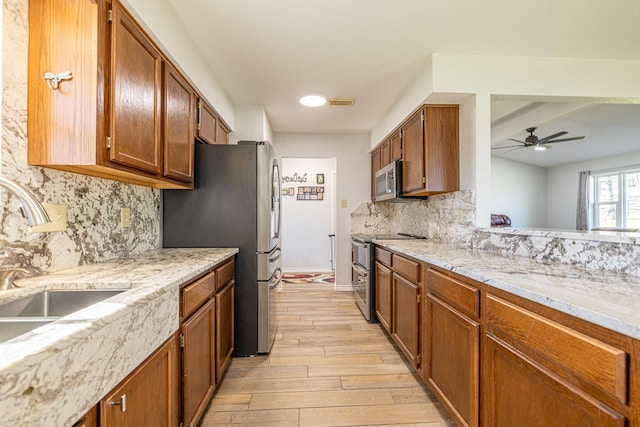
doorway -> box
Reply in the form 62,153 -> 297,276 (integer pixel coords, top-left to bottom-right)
280,157 -> 336,275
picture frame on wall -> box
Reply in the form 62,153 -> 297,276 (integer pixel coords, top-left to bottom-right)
317,173 -> 324,184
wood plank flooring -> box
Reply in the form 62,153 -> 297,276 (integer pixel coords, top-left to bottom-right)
200,282 -> 455,427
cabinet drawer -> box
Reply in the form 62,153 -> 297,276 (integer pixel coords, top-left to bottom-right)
427,268 -> 480,318
215,259 -> 235,292
182,271 -> 215,318
375,247 -> 392,267
392,254 -> 421,283
486,294 -> 627,403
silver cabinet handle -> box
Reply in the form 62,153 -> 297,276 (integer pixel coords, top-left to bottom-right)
108,394 -> 127,412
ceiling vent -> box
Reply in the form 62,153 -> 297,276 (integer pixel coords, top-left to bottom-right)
328,98 -> 356,106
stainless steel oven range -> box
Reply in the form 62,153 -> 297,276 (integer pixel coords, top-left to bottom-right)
351,233 -> 424,322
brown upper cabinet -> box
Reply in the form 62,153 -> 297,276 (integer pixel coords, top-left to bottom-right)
27,0 -> 208,189
163,63 -> 196,183
370,104 -> 459,200
197,99 -> 230,145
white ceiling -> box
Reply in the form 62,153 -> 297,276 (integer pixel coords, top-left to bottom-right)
491,101 -> 640,168
167,0 -> 640,135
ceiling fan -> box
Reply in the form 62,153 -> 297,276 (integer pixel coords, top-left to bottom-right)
493,127 -> 585,152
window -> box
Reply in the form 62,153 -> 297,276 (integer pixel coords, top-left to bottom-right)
592,167 -> 640,229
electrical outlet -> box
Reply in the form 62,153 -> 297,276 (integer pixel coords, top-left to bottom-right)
30,203 -> 67,233
341,199 -> 348,208
457,209 -> 463,223
121,207 -> 131,228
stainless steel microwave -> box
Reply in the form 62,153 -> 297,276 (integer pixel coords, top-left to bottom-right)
374,160 -> 401,201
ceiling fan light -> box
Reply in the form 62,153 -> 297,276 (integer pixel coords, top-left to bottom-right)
534,145 -> 549,151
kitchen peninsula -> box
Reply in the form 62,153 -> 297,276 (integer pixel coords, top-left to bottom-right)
0,248 -> 237,426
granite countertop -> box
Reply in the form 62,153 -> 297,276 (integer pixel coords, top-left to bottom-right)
0,247 -> 238,426
374,239 -> 640,340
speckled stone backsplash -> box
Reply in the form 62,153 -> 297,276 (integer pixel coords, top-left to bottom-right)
471,228 -> 640,276
1,0 -> 160,273
351,189 -> 640,276
350,189 -> 476,243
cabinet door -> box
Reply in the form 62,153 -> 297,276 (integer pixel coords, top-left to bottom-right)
426,294 -> 480,427
392,273 -> 421,368
484,334 -> 625,427
380,140 -> 391,166
371,148 -> 381,200
101,335 -> 179,427
217,121 -> 230,145
390,130 -> 402,161
109,3 -> 162,174
375,261 -> 392,332
198,101 -> 217,144
163,62 -> 195,183
182,298 -> 216,427
401,109 -> 425,193
215,281 -> 235,382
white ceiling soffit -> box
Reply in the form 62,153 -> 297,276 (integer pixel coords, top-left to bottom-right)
167,0 -> 640,134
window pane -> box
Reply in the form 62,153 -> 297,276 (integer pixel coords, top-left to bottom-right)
598,204 -> 617,227
625,172 -> 640,228
597,175 -> 618,202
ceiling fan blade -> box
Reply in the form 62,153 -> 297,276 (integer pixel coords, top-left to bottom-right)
504,146 -> 525,154
536,131 -> 567,144
544,136 -> 586,144
492,144 -> 525,150
508,138 -> 526,144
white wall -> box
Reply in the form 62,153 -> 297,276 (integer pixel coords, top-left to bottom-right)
232,105 -> 273,143
371,54 -> 640,228
281,158 -> 336,272
273,133 -> 370,290
491,157 -> 548,228
547,150 -> 640,230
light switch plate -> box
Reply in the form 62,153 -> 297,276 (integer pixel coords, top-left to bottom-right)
30,203 -> 67,233
341,199 -> 348,208
121,207 -> 131,228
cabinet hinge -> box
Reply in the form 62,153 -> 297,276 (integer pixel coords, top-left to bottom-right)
416,354 -> 422,365
421,110 -> 425,123
107,9 -> 113,22
105,136 -> 111,149
179,333 -> 185,348
422,176 -> 426,184
417,294 -> 421,304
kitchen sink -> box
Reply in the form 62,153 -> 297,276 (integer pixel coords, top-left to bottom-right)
0,289 -> 125,318
0,289 -> 126,343
0,318 -> 55,343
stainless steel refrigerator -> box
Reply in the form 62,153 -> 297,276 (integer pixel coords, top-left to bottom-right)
162,141 -> 282,356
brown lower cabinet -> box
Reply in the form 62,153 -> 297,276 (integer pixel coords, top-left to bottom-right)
73,257 -> 235,427
375,248 -> 423,374
374,246 -> 639,427
100,335 -> 180,427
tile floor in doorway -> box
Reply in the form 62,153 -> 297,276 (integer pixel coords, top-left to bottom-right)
199,281 -> 454,426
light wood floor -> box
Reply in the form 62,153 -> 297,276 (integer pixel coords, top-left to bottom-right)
200,282 -> 455,427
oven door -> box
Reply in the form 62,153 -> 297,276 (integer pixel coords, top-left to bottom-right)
352,262 -> 371,321
351,240 -> 370,270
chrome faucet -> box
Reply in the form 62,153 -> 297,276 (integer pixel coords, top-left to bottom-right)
0,176 -> 50,226
0,176 -> 50,290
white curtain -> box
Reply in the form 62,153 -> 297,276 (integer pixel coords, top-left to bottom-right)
576,170 -> 591,230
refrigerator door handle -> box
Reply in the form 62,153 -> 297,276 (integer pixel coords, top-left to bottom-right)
270,267 -> 283,288
269,247 -> 282,263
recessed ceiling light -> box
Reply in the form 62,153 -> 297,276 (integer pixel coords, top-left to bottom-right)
300,95 -> 327,107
